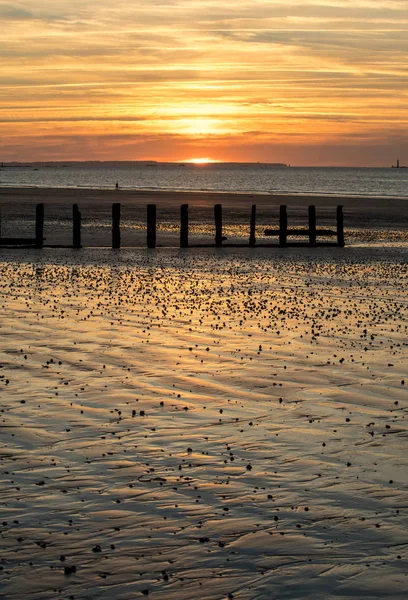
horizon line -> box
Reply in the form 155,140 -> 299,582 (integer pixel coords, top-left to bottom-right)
0,160 -> 401,168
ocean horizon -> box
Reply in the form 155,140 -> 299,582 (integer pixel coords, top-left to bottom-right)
1,162 -> 408,199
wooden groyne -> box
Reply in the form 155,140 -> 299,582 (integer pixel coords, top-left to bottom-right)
0,203 -> 345,248
0,203 -> 45,248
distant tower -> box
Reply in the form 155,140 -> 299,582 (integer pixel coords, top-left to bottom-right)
397,159 -> 400,168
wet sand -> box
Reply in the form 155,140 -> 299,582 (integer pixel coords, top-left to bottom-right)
1,187 -> 408,246
1,246 -> 407,599
1,185 -> 408,211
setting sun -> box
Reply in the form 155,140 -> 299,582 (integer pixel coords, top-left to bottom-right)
184,157 -> 220,164
0,0 -> 406,166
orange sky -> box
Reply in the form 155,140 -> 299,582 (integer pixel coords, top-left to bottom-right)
1,0 -> 407,165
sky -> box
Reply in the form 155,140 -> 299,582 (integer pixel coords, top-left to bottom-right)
1,0 -> 407,165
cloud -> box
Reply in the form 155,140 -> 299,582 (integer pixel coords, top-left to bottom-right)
0,2 -> 33,19
0,0 -> 407,163
0,116 -> 147,123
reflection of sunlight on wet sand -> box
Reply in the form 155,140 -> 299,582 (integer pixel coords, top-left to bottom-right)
1,248 -> 408,599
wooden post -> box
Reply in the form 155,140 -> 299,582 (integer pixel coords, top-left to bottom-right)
73,204 -> 81,248
249,204 -> 256,246
180,204 -> 189,248
308,205 -> 316,246
112,203 -> 121,249
214,204 -> 223,247
147,204 -> 156,248
279,205 -> 287,247
337,205 -> 344,247
35,203 -> 44,249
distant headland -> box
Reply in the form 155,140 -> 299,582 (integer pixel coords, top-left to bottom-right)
0,161 -> 288,168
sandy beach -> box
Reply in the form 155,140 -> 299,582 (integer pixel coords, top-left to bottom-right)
1,187 -> 408,247
2,0 -> 407,595
1,242 -> 407,599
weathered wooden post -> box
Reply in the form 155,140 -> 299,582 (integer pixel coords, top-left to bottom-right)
308,205 -> 316,246
337,205 -> 344,247
180,204 -> 189,248
112,203 -> 121,249
279,205 -> 287,247
249,204 -> 256,246
214,204 -> 223,247
73,204 -> 81,248
147,204 -> 156,248
35,203 -> 44,249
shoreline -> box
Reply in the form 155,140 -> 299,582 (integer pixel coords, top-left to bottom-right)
1,185 -> 408,208
1,186 -> 408,202
1,186 -> 407,247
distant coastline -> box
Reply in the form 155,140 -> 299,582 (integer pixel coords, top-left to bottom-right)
0,160 -> 288,169
1,160 -> 407,168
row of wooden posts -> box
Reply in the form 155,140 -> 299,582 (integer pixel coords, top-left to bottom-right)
0,202 -> 345,248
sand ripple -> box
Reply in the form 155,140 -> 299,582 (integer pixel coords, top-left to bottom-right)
0,248 -> 407,599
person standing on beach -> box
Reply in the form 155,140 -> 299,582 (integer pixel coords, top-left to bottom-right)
115,182 -> 119,190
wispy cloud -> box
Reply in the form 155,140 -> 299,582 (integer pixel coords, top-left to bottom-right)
0,0 -> 407,164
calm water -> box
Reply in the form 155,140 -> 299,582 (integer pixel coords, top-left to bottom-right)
1,163 -> 408,198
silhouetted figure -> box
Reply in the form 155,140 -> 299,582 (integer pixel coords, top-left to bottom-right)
115,182 -> 119,190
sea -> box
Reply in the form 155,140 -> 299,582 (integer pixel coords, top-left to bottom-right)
1,162 -> 408,198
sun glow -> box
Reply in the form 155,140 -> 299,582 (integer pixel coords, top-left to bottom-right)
184,157 -> 220,164
1,0 -> 406,165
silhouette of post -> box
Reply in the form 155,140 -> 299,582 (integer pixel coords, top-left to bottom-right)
214,204 -> 223,247
279,205 -> 287,247
112,203 -> 121,249
73,204 -> 81,248
35,203 -> 44,249
337,205 -> 344,247
249,204 -> 256,246
180,204 -> 189,248
147,204 -> 156,248
308,205 -> 316,246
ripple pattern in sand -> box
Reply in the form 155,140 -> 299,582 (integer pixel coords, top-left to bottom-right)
1,249 -> 407,599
